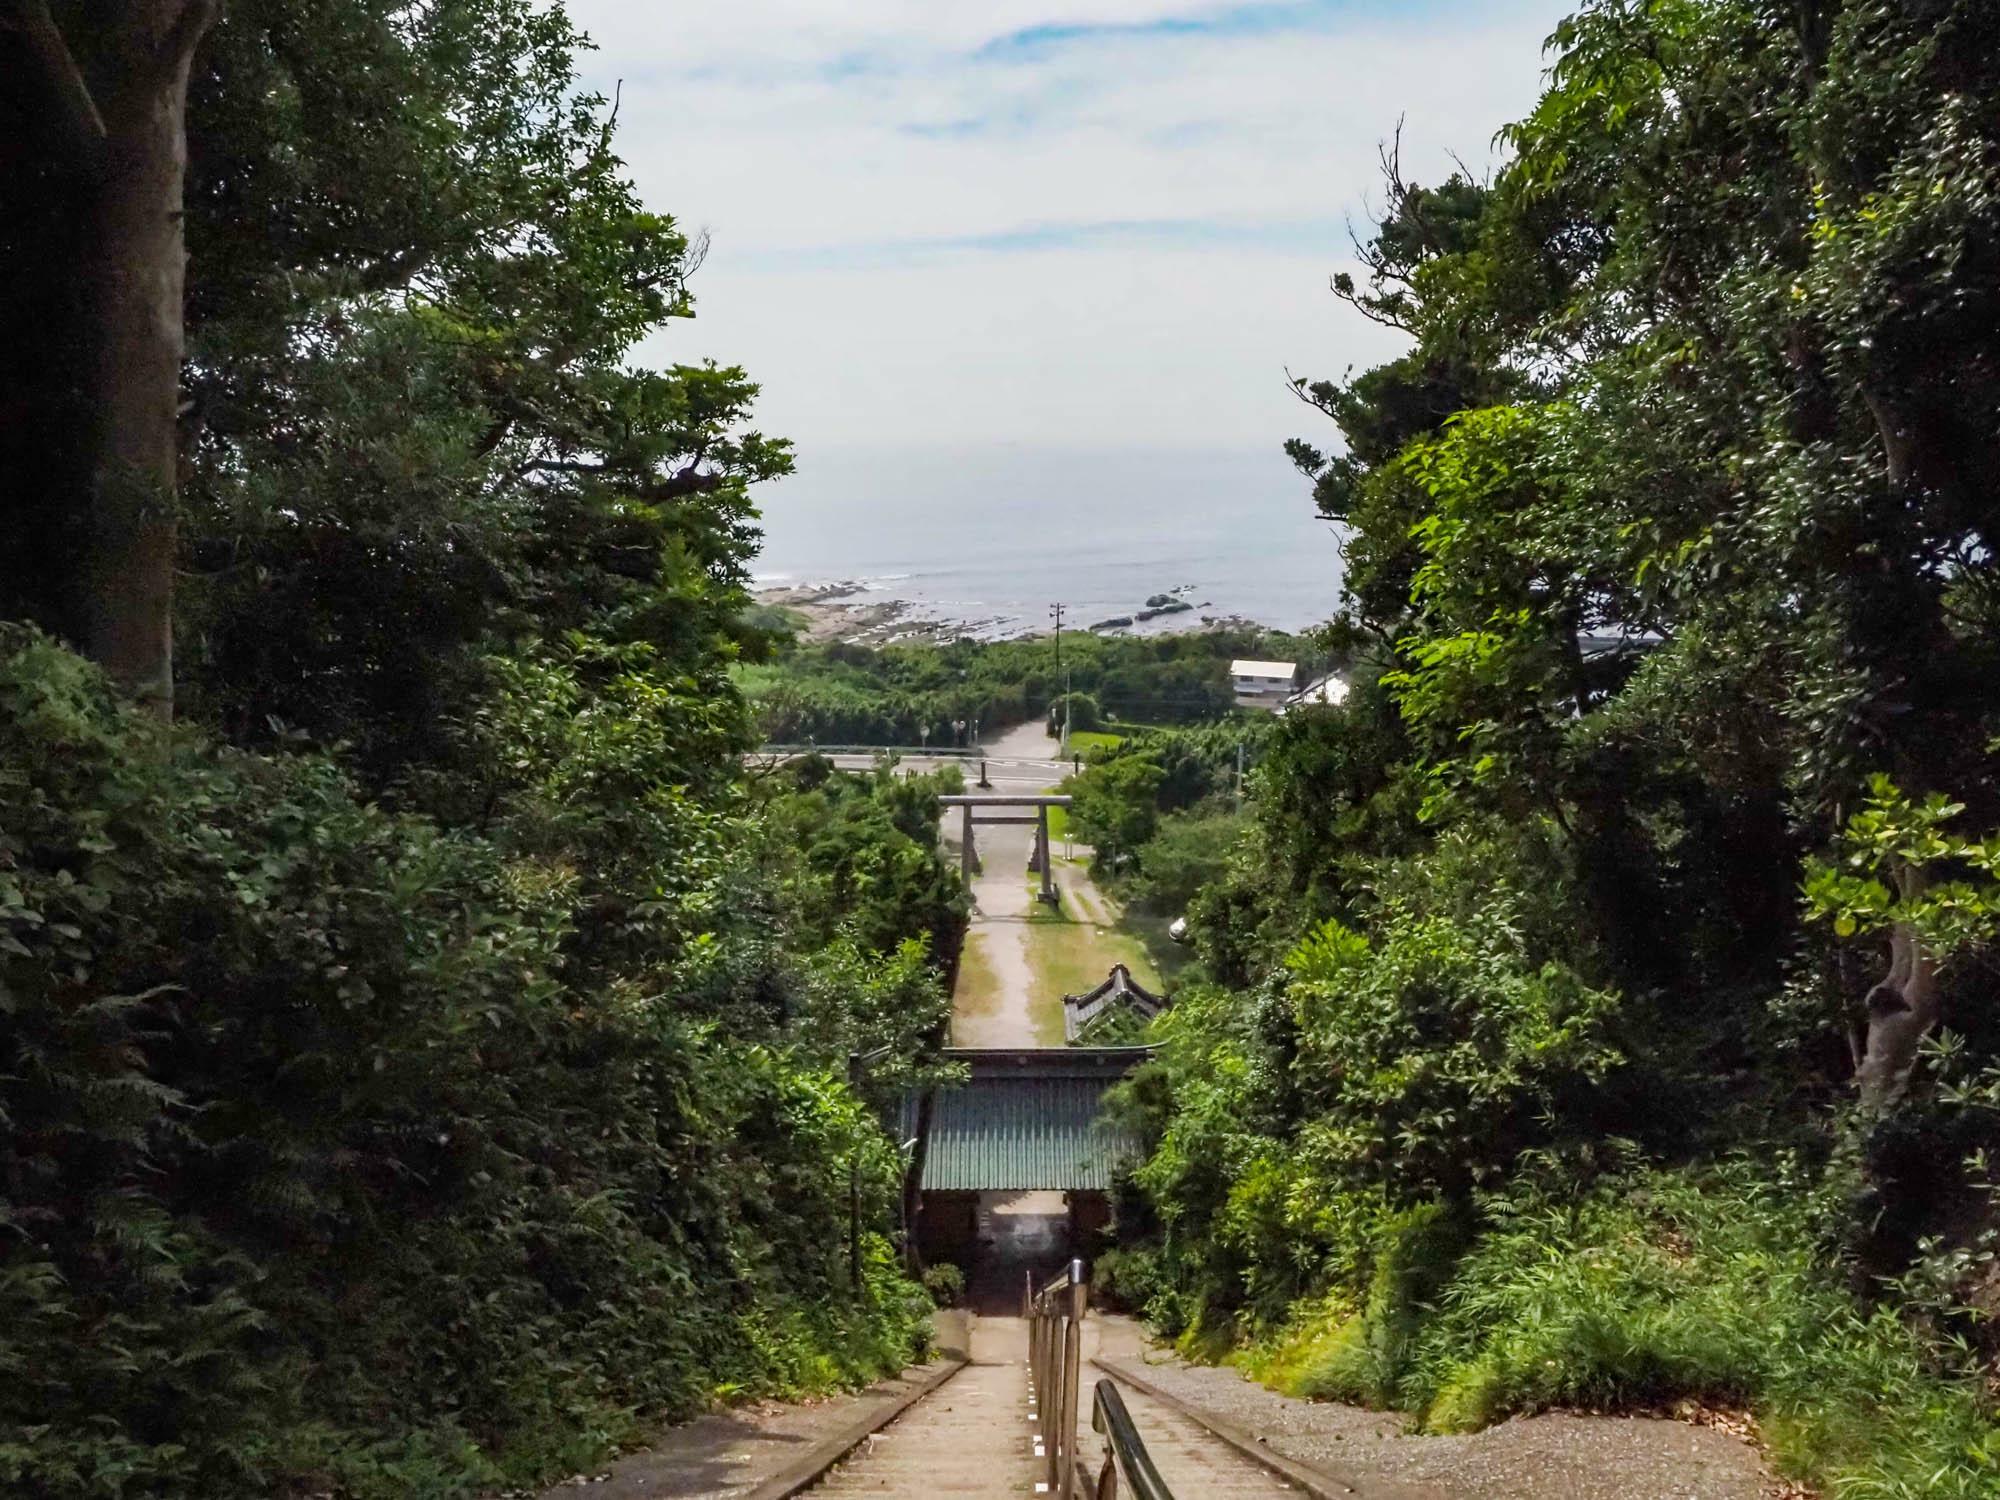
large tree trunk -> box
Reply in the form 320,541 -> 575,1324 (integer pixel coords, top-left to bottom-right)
1855,868 -> 1939,1112
83,21 -> 198,717
5,0 -> 215,718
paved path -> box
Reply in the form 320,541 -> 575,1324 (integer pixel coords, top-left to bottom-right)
1077,1374 -> 1308,1499
803,1315 -> 1306,1500
945,721 -> 1065,1049
803,1318 -> 1038,1498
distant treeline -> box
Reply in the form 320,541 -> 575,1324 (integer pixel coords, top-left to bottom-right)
739,629 -> 1322,744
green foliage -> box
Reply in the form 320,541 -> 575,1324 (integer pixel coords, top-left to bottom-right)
921,1262 -> 966,1309
1243,1203 -> 1464,1408
1064,754 -> 1167,869
1048,690 -> 1103,733
1,5 -> 962,1488
1804,774 -> 2000,956
743,630 -> 1307,745
1287,905 -> 1621,1196
755,760 -> 970,974
1412,1163 -> 2000,1498
1120,8 -> 2000,1482
1123,810 -> 1247,917
0,629 -> 944,1497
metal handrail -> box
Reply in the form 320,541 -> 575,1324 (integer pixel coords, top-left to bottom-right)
1023,1261 -> 1178,1500
1025,1258 -> 1089,1499
1087,1379 -> 1175,1500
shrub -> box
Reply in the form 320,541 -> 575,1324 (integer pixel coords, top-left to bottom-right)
0,629 -> 935,1497
1406,1164 -> 2000,1498
1286,904 -> 1621,1197
1288,1203 -> 1466,1407
921,1263 -> 966,1308
1127,809 -> 1247,915
1048,691 -> 1103,734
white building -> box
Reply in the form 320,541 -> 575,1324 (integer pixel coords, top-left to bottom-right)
1231,659 -> 1296,708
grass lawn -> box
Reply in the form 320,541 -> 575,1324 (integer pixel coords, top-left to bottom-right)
1064,728 -> 1128,752
1026,916 -> 1158,1010
1023,878 -> 1164,1012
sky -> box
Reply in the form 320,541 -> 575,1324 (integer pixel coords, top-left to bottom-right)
563,0 -> 1570,538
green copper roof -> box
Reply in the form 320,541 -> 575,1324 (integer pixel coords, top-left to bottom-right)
906,1048 -> 1149,1192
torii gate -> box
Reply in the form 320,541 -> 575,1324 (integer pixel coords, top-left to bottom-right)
938,793 -> 1070,905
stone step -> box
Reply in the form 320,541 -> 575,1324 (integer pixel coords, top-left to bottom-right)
807,1358 -> 1038,1497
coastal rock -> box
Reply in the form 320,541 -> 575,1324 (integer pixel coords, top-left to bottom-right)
1090,615 -> 1135,632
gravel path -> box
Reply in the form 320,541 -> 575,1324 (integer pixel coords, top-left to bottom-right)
1088,1317 -> 1784,1500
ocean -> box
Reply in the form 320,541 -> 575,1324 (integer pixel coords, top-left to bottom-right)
749,445 -> 1346,639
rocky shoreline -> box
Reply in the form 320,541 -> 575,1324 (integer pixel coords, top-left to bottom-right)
753,579 -> 1263,646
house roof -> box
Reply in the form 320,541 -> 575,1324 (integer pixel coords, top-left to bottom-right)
1230,659 -> 1297,678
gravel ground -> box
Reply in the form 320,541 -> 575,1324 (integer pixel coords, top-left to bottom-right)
1089,1318 -> 1784,1500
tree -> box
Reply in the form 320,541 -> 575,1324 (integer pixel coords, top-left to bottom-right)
1066,752 -> 1167,867
1805,775 -> 2000,1111
1,0 -> 222,715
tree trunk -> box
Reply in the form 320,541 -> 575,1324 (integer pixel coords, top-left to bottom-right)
85,33 -> 197,717
1855,868 -> 1940,1112
5,0 -> 216,718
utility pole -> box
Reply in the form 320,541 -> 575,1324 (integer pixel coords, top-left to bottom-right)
1049,602 -> 1067,754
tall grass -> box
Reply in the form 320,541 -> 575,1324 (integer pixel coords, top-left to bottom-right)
1237,1165 -> 2000,1498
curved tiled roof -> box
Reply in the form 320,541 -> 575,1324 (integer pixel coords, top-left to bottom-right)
903,1048 -> 1149,1192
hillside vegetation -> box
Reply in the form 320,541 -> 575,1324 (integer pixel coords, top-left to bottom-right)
1094,4 -> 2000,1496
5,0 -> 2000,1497
740,630 -> 1320,746
0,4 -> 962,1494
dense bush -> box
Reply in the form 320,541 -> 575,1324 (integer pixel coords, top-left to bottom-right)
0,632 -> 946,1497
1047,690 -> 1103,734
1111,1 -> 2000,1490
1240,1163 -> 2000,1497
1121,810 -> 1245,917
0,4 -> 969,1495
921,1262 -> 966,1309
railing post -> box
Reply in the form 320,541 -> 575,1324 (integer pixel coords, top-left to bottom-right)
1058,1258 -> 1086,1498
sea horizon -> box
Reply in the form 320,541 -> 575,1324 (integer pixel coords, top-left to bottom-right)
748,444 -> 1347,641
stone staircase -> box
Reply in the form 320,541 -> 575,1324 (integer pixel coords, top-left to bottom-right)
806,1354 -> 1037,1496
803,1315 -> 1302,1499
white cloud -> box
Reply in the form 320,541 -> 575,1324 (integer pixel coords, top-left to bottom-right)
565,0 -> 1568,454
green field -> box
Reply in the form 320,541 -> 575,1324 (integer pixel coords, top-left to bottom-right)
1062,730 -> 1127,754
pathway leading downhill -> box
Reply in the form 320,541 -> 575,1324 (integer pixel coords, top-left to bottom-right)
802,1315 -> 1305,1500
802,1318 -> 1038,1497
945,720 -> 1066,1049
540,718 -> 1784,1500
